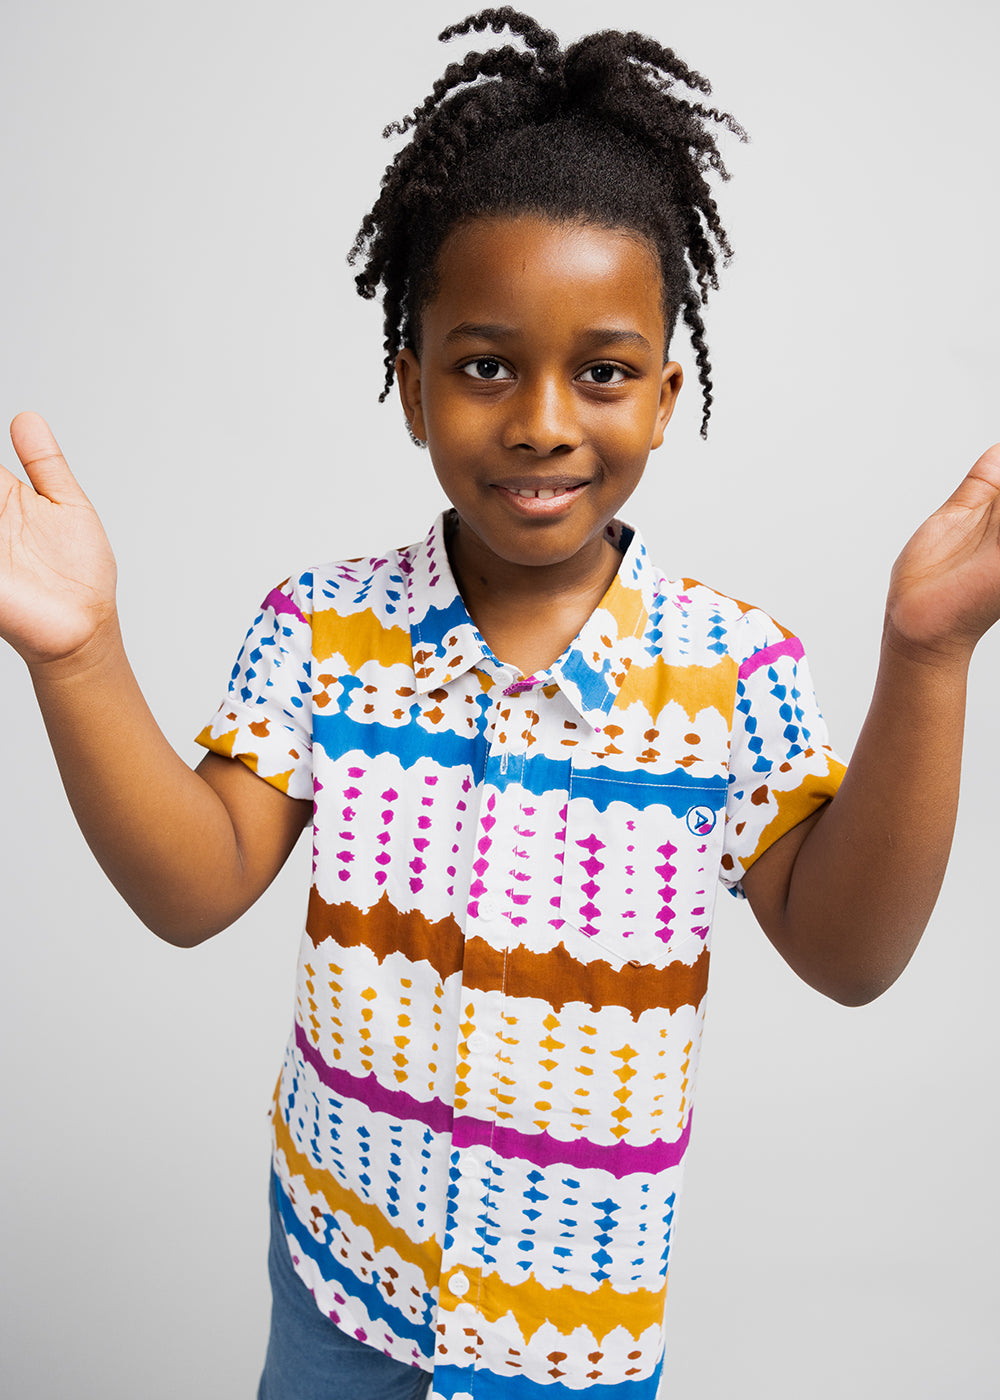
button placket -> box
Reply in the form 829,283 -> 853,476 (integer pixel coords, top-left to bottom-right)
446,676 -> 538,1384
488,672 -> 534,785
485,668 -> 514,747
503,683 -> 537,789
450,770 -> 517,1376
472,710 -> 528,932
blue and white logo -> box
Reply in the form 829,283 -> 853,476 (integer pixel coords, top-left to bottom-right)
686,804 -> 717,836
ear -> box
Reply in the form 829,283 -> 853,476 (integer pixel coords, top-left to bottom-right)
650,360 -> 683,450
395,349 -> 427,443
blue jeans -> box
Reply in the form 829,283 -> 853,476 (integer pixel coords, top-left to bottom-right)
258,1175 -> 432,1400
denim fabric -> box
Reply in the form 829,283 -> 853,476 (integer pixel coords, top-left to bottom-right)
258,1175 -> 432,1400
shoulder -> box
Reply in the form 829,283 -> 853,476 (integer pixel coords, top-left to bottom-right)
259,539 -> 422,632
649,568 -> 803,670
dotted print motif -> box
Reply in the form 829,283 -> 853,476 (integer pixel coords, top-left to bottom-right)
197,514 -> 844,1398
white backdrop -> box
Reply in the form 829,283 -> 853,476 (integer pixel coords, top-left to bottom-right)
1,1 -> 998,1396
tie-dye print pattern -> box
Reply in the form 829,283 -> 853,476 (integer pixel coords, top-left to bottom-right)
196,514 -> 844,1397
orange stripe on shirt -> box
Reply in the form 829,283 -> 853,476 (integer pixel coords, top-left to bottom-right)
439,1265 -> 668,1343
273,1098 -> 442,1282
312,607 -> 412,669
617,654 -> 738,725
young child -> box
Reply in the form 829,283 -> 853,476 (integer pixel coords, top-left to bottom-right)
2,9 -> 998,1399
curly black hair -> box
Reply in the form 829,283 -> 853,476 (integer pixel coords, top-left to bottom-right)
349,8 -> 745,438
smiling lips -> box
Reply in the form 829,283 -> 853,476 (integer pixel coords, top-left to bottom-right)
494,480 -> 587,514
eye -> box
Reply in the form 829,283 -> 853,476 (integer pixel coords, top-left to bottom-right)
461,357 -> 514,381
579,363 -> 628,385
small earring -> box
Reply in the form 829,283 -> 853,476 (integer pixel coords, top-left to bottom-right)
405,421 -> 427,449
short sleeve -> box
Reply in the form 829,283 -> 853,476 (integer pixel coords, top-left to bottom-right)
195,575 -> 314,800
720,631 -> 845,896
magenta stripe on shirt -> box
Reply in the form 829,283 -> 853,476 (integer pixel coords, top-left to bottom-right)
263,586 -> 309,625
738,635 -> 804,680
295,1020 -> 454,1133
452,1110 -> 692,1179
296,1021 -> 691,1178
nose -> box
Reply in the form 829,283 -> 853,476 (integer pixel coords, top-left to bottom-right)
501,376 -> 583,456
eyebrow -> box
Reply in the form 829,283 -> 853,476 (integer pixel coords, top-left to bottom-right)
442,322 -> 654,353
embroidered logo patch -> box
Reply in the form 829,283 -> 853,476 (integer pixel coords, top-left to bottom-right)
686,804 -> 717,836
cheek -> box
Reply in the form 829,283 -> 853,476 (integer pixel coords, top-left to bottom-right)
427,405 -> 494,464
423,379 -> 473,434
600,410 -> 659,458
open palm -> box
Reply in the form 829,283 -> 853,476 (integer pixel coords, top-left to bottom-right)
887,444 -> 1000,664
0,412 -> 117,667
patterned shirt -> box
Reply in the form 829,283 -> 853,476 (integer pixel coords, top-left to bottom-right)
197,513 -> 844,1399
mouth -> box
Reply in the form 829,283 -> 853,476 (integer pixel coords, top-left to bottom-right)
508,485 -> 577,500
491,478 -> 588,515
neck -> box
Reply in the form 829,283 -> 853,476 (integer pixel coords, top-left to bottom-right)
445,515 -> 623,674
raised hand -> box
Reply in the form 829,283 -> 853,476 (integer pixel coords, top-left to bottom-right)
0,412 -> 118,668
0,412 -> 308,946
885,443 -> 1000,667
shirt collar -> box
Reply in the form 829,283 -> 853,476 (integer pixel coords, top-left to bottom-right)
547,519 -> 654,729
405,513 -> 655,725
406,513 -> 492,693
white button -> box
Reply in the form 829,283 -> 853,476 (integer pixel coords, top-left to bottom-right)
450,1271 -> 470,1298
479,895 -> 499,921
467,1031 -> 489,1056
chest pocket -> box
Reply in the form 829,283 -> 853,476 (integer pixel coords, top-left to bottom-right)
559,766 -> 728,968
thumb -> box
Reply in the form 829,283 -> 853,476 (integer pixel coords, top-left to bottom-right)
9,411 -> 90,505
939,442 -> 1000,514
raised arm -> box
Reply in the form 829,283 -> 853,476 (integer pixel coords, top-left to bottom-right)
1,412 -> 310,945
743,443 -> 1000,1005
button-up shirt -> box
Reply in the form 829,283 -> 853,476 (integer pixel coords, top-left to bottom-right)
197,513 -> 844,1398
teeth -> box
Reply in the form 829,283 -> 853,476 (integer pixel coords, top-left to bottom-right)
513,487 -> 568,499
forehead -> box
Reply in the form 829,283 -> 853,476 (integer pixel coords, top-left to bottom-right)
424,215 -> 665,342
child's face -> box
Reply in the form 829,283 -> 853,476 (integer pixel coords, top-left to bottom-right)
395,215 -> 682,580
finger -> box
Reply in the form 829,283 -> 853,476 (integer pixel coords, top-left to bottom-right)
8,411 -> 90,505
939,442 -> 1000,514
